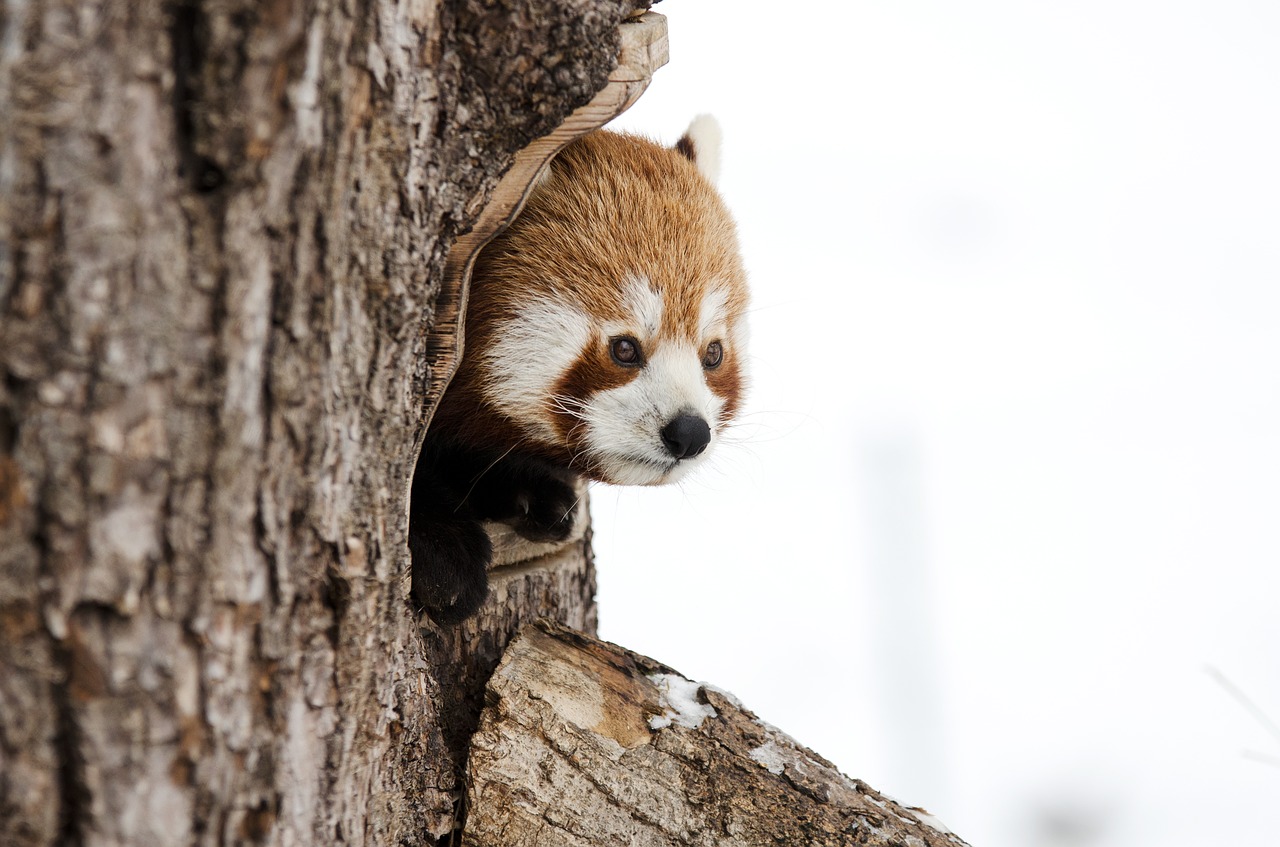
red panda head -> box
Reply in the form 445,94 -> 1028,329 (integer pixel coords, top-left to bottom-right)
459,117 -> 749,486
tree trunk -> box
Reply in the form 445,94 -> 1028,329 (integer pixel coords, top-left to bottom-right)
0,1 -> 645,844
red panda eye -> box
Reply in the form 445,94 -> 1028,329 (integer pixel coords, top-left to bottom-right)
610,337 -> 642,367
702,341 -> 723,369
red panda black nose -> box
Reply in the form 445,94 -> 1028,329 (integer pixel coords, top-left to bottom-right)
661,414 -> 712,460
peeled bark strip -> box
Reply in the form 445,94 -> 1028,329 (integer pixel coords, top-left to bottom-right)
465,622 -> 969,847
0,1 -> 646,845
424,10 -> 668,426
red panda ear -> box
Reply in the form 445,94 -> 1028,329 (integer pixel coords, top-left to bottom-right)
674,114 -> 722,184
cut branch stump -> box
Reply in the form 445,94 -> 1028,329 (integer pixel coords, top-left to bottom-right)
464,621 -> 968,847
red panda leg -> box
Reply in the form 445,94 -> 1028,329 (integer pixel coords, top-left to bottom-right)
409,439 -> 580,623
408,513 -> 491,625
465,452 -> 580,544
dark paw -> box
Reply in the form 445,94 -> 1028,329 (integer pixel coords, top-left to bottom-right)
409,520 -> 492,625
511,476 -> 579,543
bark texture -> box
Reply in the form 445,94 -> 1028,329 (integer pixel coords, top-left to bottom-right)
466,623 -> 969,847
0,1 -> 644,845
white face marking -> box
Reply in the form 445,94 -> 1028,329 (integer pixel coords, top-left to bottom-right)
698,281 -> 749,352
613,275 -> 664,340
698,285 -> 729,342
701,281 -> 747,355
582,342 -> 726,486
482,296 -> 592,445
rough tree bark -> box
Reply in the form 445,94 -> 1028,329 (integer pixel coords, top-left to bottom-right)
0,1 -> 645,844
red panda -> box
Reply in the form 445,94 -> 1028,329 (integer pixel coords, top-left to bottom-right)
411,116 -> 749,624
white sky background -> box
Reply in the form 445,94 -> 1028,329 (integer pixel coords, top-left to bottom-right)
597,2 -> 1280,845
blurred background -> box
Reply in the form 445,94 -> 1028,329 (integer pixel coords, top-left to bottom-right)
597,1 -> 1280,844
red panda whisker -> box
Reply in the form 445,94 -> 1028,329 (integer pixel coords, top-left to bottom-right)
454,443 -> 520,514
557,492 -> 586,528
548,393 -> 589,419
